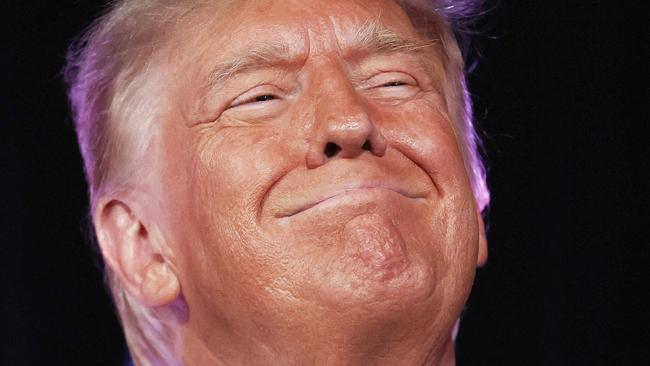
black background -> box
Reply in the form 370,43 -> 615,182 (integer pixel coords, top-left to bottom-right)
1,1 -> 646,365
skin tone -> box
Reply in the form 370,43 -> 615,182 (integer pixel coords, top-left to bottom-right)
93,0 -> 487,364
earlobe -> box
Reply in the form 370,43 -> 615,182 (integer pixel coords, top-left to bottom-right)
94,198 -> 180,306
140,259 -> 181,306
476,209 -> 488,267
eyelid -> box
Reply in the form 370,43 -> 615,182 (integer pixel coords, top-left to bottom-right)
363,71 -> 418,89
228,85 -> 284,108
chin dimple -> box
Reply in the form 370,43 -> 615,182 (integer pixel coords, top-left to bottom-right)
342,213 -> 408,282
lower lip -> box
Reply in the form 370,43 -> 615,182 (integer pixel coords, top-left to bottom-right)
286,188 -> 416,218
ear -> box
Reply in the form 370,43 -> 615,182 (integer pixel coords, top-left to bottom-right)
476,209 -> 488,267
94,198 -> 180,306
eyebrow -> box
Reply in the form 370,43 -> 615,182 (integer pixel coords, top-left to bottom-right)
206,40 -> 294,88
206,18 -> 437,88
348,18 -> 436,56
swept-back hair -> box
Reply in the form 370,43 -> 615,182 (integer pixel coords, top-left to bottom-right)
65,1 -> 488,364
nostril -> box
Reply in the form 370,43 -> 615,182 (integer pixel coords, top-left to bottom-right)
361,140 -> 371,151
324,142 -> 341,158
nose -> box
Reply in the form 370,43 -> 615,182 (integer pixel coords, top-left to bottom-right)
306,87 -> 387,168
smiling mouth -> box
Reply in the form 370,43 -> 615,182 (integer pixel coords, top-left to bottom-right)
280,185 -> 425,218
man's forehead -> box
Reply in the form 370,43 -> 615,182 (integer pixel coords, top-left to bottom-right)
204,17 -> 437,88
183,0 -> 431,60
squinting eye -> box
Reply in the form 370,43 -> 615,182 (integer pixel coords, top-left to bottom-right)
253,95 -> 276,102
364,72 -> 417,90
228,90 -> 280,109
363,72 -> 418,101
238,94 -> 277,106
382,81 -> 407,87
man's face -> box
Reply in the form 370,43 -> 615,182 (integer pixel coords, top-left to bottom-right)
154,0 -> 481,358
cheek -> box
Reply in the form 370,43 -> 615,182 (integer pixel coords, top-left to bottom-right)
378,98 -> 468,191
161,122 -> 302,303
374,97 -> 478,276
183,122 -> 306,256
440,199 -> 480,304
191,124 -> 289,211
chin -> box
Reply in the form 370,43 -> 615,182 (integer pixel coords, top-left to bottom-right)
314,249 -> 438,316
336,212 -> 437,297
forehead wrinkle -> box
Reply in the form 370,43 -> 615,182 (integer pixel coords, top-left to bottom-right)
206,38 -> 302,89
203,11 -> 439,94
